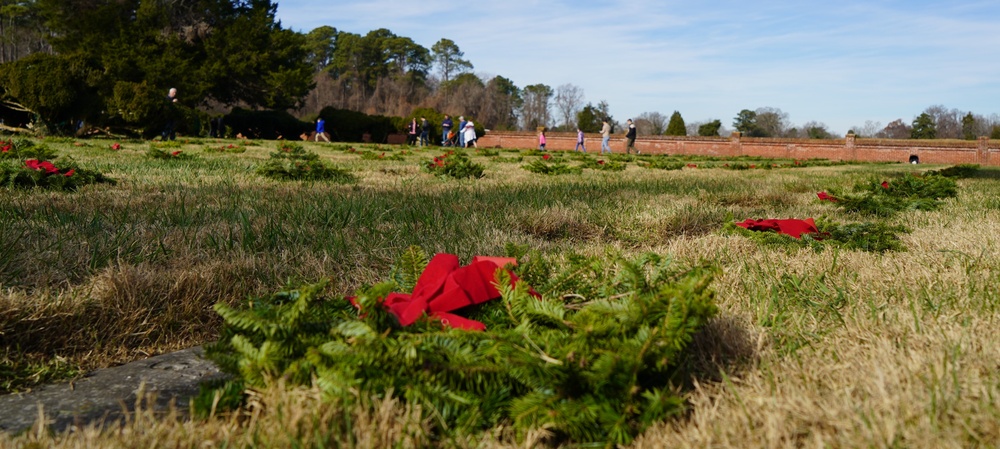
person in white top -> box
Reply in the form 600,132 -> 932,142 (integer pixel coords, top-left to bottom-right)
463,121 -> 477,148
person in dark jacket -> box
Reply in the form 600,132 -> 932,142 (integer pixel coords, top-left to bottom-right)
162,88 -> 178,141
419,117 -> 430,146
441,115 -> 453,145
625,118 -> 637,154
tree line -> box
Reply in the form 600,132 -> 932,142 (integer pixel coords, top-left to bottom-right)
1,0 -> 998,140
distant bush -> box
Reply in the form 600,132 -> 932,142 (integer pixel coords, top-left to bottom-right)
318,107 -> 397,143
224,108 -> 310,140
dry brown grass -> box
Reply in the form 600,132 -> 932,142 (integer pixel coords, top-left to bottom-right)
3,139 -> 1000,447
629,193 -> 1000,448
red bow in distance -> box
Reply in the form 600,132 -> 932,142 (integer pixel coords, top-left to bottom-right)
735,218 -> 818,239
816,191 -> 837,202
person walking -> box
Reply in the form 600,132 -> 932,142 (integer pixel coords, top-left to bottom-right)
574,127 -> 586,153
625,119 -> 637,154
315,117 -> 330,142
600,119 -> 611,154
538,128 -> 547,151
419,117 -> 430,146
463,120 -> 477,148
162,87 -> 178,141
441,115 -> 453,146
457,116 -> 468,148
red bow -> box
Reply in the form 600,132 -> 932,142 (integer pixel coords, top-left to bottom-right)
816,191 -> 837,202
25,159 -> 73,177
377,254 -> 535,331
881,181 -> 889,189
735,218 -> 818,239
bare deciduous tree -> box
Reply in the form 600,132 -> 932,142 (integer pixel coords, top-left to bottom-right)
636,111 -> 667,135
755,106 -> 790,137
881,119 -> 911,139
850,120 -> 883,138
520,84 -> 552,130
922,105 -> 962,139
553,83 -> 583,130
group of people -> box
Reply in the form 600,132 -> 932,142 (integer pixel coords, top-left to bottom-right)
440,115 -> 477,148
536,118 -> 637,154
161,87 -> 635,153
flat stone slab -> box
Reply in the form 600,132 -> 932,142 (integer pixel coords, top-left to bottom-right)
0,346 -> 225,435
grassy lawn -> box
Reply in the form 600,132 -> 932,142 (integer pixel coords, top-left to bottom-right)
2,136 -> 999,447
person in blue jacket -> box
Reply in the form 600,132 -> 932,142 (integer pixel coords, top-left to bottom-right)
315,117 -> 330,142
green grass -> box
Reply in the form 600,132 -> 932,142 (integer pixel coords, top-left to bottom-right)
2,135 -> 1000,447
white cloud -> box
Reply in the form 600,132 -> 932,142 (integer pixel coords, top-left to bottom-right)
275,0 -> 1000,134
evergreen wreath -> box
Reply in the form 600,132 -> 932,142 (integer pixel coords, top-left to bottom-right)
146,147 -> 195,160
724,217 -> 909,253
641,158 -> 686,171
205,246 -> 719,446
522,159 -> 583,175
423,150 -> 485,179
0,138 -> 58,161
581,158 -> 627,171
825,174 -> 958,217
257,142 -> 355,182
0,158 -> 116,191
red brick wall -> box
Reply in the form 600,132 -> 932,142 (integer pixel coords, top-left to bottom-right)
475,132 -> 1000,166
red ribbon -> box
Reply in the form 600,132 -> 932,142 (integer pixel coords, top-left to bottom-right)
816,191 -> 837,202
365,254 -> 535,331
735,218 -> 818,239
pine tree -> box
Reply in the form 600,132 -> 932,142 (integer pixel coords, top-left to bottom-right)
910,112 -> 936,139
665,111 -> 686,136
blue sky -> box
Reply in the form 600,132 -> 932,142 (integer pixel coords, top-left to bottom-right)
274,1 -> 1000,135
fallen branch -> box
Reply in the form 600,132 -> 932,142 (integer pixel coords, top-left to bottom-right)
0,123 -> 33,134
